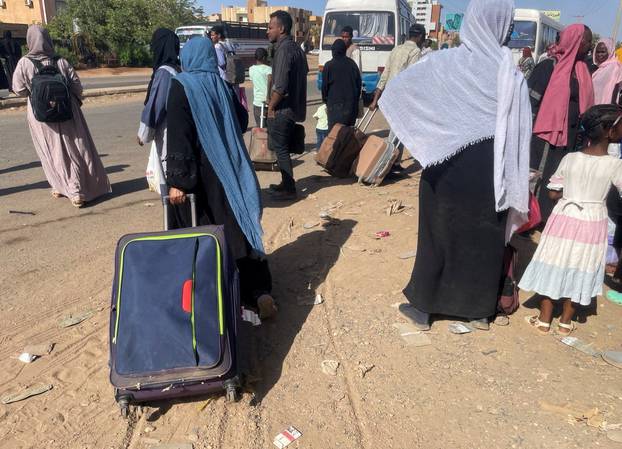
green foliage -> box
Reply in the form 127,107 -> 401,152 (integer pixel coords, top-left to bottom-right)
117,43 -> 151,67
47,0 -> 202,66
54,45 -> 79,66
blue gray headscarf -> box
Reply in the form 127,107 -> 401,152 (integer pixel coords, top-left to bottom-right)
175,37 -> 264,254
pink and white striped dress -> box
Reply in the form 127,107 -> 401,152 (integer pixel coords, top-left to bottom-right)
519,152 -> 622,305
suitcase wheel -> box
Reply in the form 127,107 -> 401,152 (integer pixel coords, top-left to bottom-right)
224,378 -> 240,403
116,393 -> 132,418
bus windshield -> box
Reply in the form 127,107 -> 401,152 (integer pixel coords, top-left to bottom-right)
322,11 -> 395,50
508,20 -> 537,49
176,28 -> 208,44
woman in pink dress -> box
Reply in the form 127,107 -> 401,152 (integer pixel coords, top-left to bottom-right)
12,25 -> 110,207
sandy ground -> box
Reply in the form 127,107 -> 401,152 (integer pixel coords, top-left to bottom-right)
1,95 -> 622,449
75,68 -> 153,78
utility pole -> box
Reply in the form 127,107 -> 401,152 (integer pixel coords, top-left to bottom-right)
613,0 -> 622,44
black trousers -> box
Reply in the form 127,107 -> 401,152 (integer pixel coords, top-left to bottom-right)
267,113 -> 296,192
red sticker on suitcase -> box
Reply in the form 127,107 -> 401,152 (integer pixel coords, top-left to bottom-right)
182,279 -> 193,313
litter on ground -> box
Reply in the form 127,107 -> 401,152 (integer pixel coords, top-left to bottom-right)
273,426 -> 302,448
393,323 -> 432,347
559,336 -> 601,357
448,323 -> 473,335
2,384 -> 53,404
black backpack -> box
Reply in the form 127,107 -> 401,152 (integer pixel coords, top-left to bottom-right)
28,57 -> 73,123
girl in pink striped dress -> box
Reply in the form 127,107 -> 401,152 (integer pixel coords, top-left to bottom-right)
520,104 -> 622,335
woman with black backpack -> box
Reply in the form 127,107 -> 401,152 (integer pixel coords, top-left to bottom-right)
12,25 -> 110,208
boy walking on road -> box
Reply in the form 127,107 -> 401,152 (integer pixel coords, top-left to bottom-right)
249,48 -> 272,127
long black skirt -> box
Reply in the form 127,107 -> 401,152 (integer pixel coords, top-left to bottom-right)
167,151 -> 272,309
404,139 -> 508,320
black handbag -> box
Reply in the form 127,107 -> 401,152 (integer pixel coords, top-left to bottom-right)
289,124 -> 306,154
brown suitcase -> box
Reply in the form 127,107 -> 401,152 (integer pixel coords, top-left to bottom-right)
315,110 -> 375,178
248,104 -> 278,171
353,135 -> 400,186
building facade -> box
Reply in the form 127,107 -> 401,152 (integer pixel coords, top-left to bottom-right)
409,0 -> 442,40
0,0 -> 63,39
221,1 -> 312,43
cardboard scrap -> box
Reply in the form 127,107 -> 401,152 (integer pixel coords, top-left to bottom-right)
22,343 -> 54,357
60,310 -> 94,328
2,384 -> 53,404
321,360 -> 339,376
393,323 -> 432,347
540,401 -> 605,428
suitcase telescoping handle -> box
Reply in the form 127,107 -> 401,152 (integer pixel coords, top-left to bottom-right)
162,193 -> 197,231
356,108 -> 377,134
260,102 -> 266,129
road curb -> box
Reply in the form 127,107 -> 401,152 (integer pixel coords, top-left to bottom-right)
0,85 -> 149,110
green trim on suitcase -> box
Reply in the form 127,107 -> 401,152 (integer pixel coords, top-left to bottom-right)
113,233 -> 225,346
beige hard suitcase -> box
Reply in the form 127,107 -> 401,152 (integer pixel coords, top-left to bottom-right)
248,104 -> 278,171
353,135 -> 400,186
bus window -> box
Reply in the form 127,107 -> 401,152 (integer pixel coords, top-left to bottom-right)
508,20 -> 536,50
322,11 -> 396,50
177,28 -> 208,44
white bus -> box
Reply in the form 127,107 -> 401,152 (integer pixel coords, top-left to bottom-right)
317,0 -> 414,93
509,9 -> 564,64
175,22 -> 269,68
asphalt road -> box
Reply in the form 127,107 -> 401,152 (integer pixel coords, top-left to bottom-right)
0,77 -> 352,204
1,73 -> 322,99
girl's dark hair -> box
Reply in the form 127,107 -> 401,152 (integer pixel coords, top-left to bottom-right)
255,47 -> 267,61
579,104 -> 622,141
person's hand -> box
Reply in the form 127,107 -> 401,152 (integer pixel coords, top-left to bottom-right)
137,136 -> 144,146
267,107 -> 276,119
168,187 -> 186,205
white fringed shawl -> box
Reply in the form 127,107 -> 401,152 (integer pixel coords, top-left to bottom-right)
379,0 -> 532,239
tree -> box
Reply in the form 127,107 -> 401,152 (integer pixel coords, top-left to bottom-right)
48,0 -> 203,66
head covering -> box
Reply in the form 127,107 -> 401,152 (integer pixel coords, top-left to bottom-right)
151,28 -> 180,71
379,0 -> 531,239
331,39 -> 346,58
26,25 -> 54,60
532,24 -> 594,146
145,28 -> 180,105
522,47 -> 532,58
592,38 -> 622,105
175,38 -> 264,253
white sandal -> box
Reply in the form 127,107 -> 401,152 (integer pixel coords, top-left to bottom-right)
556,321 -> 576,336
524,315 -> 551,335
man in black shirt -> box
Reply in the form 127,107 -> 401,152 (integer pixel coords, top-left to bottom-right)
267,10 -> 309,200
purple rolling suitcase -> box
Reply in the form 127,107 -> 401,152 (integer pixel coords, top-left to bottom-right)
109,194 -> 241,417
